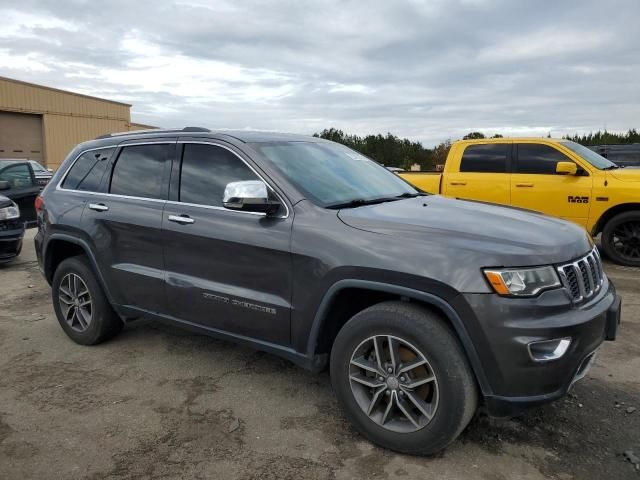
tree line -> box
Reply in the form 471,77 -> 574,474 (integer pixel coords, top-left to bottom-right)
563,129 -> 640,146
313,128 -> 639,171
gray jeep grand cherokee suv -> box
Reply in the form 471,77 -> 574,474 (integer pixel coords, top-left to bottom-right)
34,127 -> 621,455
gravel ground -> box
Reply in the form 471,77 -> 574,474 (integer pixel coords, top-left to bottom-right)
0,230 -> 638,479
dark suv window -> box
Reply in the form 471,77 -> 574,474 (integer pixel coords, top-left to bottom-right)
0,163 -> 33,188
179,144 -> 259,207
110,144 -> 171,199
460,144 -> 508,173
62,149 -> 114,191
515,144 -> 572,174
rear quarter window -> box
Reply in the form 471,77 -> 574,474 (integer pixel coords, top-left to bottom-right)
62,149 -> 114,191
459,144 -> 509,173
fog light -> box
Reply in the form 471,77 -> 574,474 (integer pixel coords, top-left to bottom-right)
527,337 -> 571,362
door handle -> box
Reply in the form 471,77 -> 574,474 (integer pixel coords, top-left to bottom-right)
168,214 -> 195,225
450,181 -> 467,186
515,183 -> 534,188
88,203 -> 109,212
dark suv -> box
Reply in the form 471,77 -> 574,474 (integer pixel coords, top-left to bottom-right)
34,128 -> 621,455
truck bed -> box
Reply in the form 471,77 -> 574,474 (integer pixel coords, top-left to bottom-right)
398,172 -> 442,194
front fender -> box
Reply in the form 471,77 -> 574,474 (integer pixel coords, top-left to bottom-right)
305,279 -> 492,395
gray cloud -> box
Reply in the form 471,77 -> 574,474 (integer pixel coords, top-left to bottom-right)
0,0 -> 638,145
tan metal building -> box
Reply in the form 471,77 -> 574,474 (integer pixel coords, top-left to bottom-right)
0,76 -> 155,170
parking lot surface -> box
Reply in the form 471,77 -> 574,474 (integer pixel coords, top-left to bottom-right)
1,230 -> 639,479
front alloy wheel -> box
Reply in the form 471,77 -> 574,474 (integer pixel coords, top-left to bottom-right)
349,335 -> 439,433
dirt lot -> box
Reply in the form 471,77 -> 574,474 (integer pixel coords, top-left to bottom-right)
0,230 -> 638,479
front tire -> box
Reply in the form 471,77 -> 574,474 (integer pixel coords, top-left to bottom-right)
601,211 -> 640,267
52,255 -> 123,345
330,301 -> 477,455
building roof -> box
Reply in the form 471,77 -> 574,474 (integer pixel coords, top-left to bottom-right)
0,76 -> 131,107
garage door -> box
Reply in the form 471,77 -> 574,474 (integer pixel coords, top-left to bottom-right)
0,111 -> 44,164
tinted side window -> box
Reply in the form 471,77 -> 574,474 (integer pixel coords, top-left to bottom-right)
0,164 -> 33,188
110,144 -> 171,199
460,144 -> 508,173
516,144 -> 571,174
180,144 -> 259,207
62,149 -> 114,191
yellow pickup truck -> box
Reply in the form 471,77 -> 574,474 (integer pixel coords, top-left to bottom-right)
400,138 -> 640,266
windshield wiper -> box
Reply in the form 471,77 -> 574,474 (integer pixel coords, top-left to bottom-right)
394,192 -> 428,198
601,164 -> 620,170
326,192 -> 426,209
326,197 -> 400,209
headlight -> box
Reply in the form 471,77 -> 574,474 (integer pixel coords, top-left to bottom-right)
483,266 -> 561,297
0,204 -> 20,221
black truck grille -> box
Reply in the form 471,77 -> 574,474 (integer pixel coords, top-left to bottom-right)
557,248 -> 605,303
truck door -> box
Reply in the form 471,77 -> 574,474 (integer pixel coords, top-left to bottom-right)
442,143 -> 511,205
510,143 -> 592,226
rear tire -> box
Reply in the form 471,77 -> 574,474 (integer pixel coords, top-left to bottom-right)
330,301 -> 477,455
601,211 -> 640,267
52,255 -> 123,345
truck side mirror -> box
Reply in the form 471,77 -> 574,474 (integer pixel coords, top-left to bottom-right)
556,162 -> 577,175
0,180 -> 10,190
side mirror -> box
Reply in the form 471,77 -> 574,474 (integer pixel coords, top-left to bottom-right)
556,162 -> 577,175
0,181 -> 10,191
223,180 -> 280,215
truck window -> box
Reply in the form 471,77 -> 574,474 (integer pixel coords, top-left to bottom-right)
179,144 -> 260,207
459,144 -> 508,173
110,144 -> 170,199
515,144 -> 572,174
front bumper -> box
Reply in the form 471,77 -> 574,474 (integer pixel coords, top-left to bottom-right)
454,278 -> 619,417
0,221 -> 25,263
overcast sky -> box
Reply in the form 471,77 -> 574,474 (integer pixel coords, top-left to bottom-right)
0,0 -> 638,146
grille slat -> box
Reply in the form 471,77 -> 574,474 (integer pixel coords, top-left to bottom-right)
557,248 -> 604,303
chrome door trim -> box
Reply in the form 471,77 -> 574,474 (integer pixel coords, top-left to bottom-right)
168,215 -> 195,224
88,203 -> 109,212
55,142 -> 176,199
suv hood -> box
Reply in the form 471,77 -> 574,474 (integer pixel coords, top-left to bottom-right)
609,168 -> 640,182
338,195 -> 592,266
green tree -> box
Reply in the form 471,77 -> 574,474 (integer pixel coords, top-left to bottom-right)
462,132 -> 486,140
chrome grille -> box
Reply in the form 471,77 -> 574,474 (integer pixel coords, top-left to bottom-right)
557,248 -> 605,303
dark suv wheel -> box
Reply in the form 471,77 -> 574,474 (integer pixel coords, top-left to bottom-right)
52,256 -> 123,345
601,211 -> 640,267
330,301 -> 477,455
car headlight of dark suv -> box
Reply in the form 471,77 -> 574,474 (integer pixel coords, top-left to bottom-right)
0,203 -> 20,221
483,266 -> 561,297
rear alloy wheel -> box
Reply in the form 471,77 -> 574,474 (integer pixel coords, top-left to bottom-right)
602,211 -> 640,267
52,255 -> 123,345
58,273 -> 93,332
331,301 -> 477,455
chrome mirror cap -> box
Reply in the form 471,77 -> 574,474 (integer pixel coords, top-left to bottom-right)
223,180 -> 277,214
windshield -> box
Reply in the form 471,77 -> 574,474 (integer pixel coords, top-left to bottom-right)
560,141 -> 619,170
254,141 -> 418,207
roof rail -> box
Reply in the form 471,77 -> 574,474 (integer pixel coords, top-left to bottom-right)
95,126 -> 211,140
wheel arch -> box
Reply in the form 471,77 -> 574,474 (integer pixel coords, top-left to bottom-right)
306,279 -> 492,395
592,203 -> 640,236
44,234 -> 116,306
